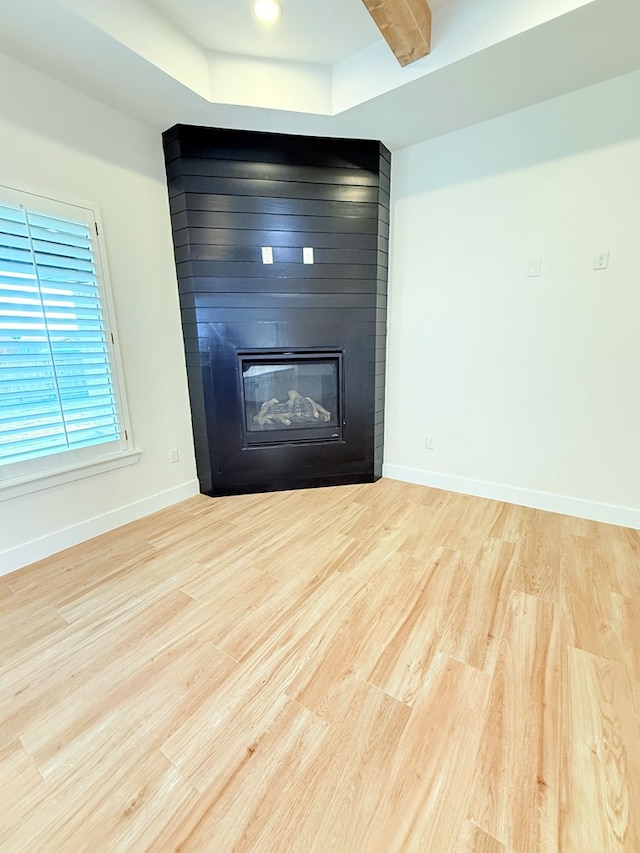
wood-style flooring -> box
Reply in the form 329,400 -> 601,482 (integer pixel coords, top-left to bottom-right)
1,478 -> 639,851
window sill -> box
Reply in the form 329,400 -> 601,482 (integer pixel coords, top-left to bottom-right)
0,449 -> 142,503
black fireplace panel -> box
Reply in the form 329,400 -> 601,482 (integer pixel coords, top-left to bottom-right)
164,125 -> 389,496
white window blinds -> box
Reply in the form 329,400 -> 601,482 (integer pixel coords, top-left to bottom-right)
0,191 -> 124,472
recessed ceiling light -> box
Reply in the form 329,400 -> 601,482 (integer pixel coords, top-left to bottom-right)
253,0 -> 281,23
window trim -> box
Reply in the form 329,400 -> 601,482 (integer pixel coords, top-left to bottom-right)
0,448 -> 142,502
0,183 -> 138,496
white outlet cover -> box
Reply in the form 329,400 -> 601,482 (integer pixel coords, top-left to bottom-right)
303,247 -> 314,264
261,246 -> 274,264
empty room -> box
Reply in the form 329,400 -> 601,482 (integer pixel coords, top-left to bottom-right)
1,0 -> 639,850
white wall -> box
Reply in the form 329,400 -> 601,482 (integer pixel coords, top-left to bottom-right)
209,53 -> 331,114
0,52 -> 198,573
385,69 -> 640,528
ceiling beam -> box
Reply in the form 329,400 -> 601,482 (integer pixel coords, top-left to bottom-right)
361,0 -> 431,67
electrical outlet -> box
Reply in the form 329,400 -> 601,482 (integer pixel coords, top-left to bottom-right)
303,247 -> 314,264
593,250 -> 610,270
169,448 -> 179,464
261,246 -> 274,265
426,435 -> 436,450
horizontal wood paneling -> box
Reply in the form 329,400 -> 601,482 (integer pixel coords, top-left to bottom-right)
170,193 -> 381,220
164,127 -> 383,170
182,316 -> 380,336
169,176 -> 379,204
179,277 -> 383,296
173,210 -> 380,235
163,125 -> 389,495
166,158 -> 380,187
174,245 -> 380,267
183,295 -> 380,313
182,294 -> 384,312
171,228 -> 379,251
176,261 -> 379,280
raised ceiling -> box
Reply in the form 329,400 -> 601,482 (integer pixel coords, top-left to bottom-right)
0,0 -> 639,149
146,0 -> 384,64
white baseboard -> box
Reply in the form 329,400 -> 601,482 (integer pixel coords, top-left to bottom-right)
0,479 -> 200,577
382,464 -> 640,530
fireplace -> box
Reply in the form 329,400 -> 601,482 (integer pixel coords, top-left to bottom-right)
163,125 -> 389,496
240,351 -> 342,446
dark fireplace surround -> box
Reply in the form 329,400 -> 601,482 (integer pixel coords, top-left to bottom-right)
163,125 -> 390,496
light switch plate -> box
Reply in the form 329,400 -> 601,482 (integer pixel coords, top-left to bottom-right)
527,258 -> 542,277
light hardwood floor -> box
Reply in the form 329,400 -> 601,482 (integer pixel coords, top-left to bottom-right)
1,479 -> 639,852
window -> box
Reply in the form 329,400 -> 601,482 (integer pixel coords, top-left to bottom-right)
0,185 -> 134,494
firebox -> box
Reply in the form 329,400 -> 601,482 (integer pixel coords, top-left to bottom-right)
240,351 -> 343,446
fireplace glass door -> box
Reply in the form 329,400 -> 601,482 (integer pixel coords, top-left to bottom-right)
240,352 -> 342,445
